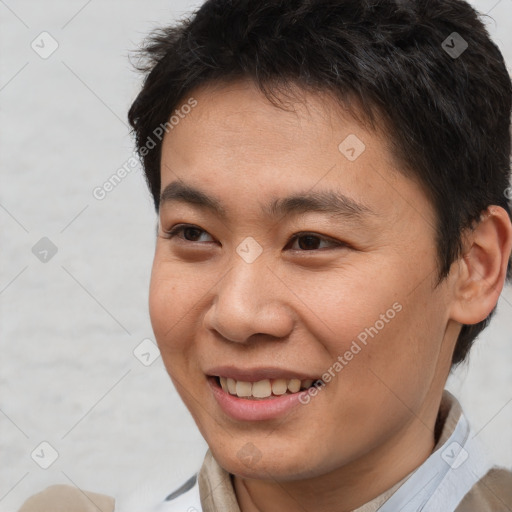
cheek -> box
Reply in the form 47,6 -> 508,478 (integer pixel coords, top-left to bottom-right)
337,286 -> 447,416
311,268 -> 441,391
148,259 -> 199,350
289,267 -> 403,355
148,272 -> 173,342
148,261 -> 207,396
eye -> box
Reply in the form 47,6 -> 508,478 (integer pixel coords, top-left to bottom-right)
286,232 -> 345,251
162,224 -> 345,252
162,224 -> 216,244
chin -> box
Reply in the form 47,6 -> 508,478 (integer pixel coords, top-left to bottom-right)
208,438 -> 325,481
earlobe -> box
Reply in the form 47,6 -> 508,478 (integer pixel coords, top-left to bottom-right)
450,206 -> 512,325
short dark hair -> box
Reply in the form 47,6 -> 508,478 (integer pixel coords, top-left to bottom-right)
128,0 -> 512,367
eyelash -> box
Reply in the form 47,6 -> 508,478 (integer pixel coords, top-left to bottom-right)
161,224 -> 346,252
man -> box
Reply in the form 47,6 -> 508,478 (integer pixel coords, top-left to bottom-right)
19,0 -> 512,510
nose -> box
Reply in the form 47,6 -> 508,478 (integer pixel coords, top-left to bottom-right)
202,257 -> 295,344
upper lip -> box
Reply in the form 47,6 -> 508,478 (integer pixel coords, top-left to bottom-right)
206,366 -> 321,382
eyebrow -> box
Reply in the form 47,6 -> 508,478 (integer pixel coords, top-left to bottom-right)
159,180 -> 375,222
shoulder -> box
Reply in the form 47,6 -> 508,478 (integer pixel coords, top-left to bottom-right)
455,467 -> 512,511
18,484 -> 115,512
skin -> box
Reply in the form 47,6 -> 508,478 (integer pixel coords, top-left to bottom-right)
148,78 -> 512,512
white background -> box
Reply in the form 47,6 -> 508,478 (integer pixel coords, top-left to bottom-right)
1,1 -> 511,510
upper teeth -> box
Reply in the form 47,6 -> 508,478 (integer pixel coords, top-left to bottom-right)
219,377 -> 315,398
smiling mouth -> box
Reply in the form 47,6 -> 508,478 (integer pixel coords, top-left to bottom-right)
212,376 -> 322,400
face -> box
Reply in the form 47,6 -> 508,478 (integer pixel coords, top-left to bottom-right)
149,79 -> 458,480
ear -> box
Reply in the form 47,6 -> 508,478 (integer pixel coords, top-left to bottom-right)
449,205 -> 512,325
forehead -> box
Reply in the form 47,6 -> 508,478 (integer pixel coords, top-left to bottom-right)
165,79 -> 372,159
159,79 -> 435,231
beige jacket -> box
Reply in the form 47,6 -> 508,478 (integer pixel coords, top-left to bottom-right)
18,391 -> 512,512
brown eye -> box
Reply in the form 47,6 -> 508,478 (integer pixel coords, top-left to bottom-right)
163,224 -> 215,243
288,233 -> 344,251
297,235 -> 321,250
181,226 -> 204,241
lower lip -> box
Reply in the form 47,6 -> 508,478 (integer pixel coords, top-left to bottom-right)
208,377 -> 310,421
